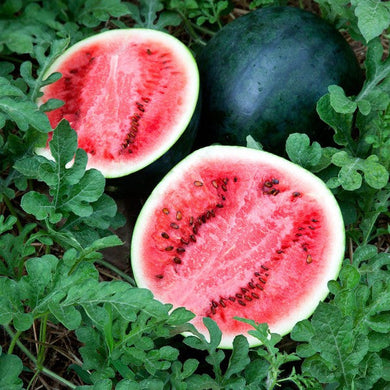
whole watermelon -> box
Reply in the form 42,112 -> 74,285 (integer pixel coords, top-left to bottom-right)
196,6 -> 363,153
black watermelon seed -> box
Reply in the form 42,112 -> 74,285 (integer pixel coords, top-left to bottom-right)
180,238 -> 189,245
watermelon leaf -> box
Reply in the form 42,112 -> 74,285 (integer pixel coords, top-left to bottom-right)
330,151 -> 389,190
223,335 -> 250,379
351,0 -> 390,43
246,134 -> 263,150
15,121 -> 124,250
77,0 -> 129,28
293,243 -> 390,387
328,85 -> 358,114
0,348 -> 24,390
127,0 -> 181,30
285,133 -> 322,169
165,0 -> 232,29
0,96 -> 51,133
316,93 -> 354,148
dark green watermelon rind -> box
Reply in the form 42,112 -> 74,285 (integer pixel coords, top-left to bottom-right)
130,145 -> 346,349
196,6 -> 364,154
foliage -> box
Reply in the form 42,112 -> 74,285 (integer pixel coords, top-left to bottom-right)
0,0 -> 389,389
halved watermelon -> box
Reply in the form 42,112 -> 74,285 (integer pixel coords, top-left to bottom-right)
131,146 -> 345,348
38,29 -> 200,178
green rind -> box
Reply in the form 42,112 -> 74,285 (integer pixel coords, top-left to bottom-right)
37,28 -> 200,180
131,145 -> 346,349
196,6 -> 363,154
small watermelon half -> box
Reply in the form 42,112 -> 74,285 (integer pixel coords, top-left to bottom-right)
131,146 -> 345,348
38,29 -> 200,178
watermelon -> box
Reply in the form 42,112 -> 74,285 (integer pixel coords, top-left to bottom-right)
131,146 -> 345,348
38,29 -> 200,179
196,6 -> 363,153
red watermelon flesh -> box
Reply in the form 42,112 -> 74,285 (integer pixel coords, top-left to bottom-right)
39,29 -> 199,178
131,146 -> 345,348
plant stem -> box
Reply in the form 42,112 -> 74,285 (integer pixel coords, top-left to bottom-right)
190,21 -> 216,37
176,10 -> 207,46
95,258 -> 136,286
3,324 -> 77,389
7,329 -> 22,355
37,314 -> 48,368
265,362 -> 279,390
3,195 -> 23,233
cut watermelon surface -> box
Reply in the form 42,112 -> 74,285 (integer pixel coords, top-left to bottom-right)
38,29 -> 199,178
131,146 -> 345,348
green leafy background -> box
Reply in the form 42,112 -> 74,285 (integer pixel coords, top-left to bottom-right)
0,0 -> 389,389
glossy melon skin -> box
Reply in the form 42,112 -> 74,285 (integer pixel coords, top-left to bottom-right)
196,6 -> 363,153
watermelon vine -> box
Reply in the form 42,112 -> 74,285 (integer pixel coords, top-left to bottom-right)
0,0 -> 389,389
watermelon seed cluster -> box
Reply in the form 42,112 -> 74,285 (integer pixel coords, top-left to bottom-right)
206,179 -> 321,317
154,175 -> 321,319
207,267 -> 270,316
154,176 -> 237,278
121,97 -> 150,153
262,177 -> 280,195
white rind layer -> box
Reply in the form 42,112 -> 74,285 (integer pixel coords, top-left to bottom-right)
131,145 -> 345,349
37,29 -> 200,178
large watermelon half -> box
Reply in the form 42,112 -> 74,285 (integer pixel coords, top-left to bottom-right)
38,29 -> 200,179
131,146 -> 345,348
